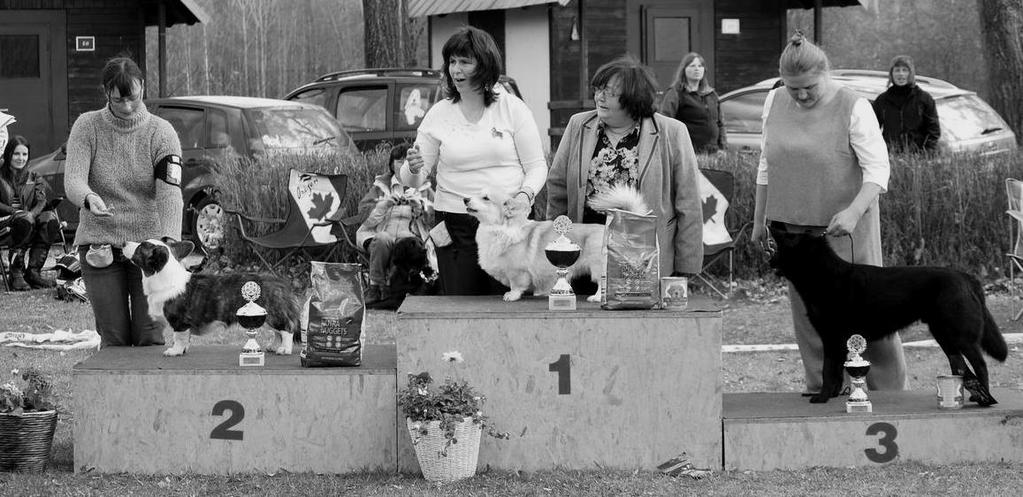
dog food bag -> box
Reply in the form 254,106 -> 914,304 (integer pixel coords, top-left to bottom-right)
301,262 -> 365,367
602,208 -> 660,310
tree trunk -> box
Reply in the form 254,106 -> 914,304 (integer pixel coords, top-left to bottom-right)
362,0 -> 406,67
977,0 -> 1023,144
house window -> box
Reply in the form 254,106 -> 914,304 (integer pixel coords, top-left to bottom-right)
0,35 -> 40,78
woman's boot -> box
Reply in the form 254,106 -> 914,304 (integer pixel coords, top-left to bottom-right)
24,245 -> 55,289
8,250 -> 29,291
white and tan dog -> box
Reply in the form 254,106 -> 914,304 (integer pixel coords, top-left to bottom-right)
463,186 -> 648,302
123,239 -> 301,357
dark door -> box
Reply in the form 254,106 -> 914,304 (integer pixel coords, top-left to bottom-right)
627,0 -> 714,92
0,11 -> 67,155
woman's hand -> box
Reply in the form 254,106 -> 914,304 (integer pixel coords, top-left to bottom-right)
750,221 -> 767,244
826,207 -> 860,237
86,193 -> 112,217
17,210 -> 34,225
503,193 -> 531,218
406,144 -> 424,174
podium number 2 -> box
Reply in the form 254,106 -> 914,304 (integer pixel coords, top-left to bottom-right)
864,422 -> 898,463
548,354 -> 571,394
211,400 -> 244,440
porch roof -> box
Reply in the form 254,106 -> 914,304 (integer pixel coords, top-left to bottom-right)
408,0 -> 571,18
140,0 -> 210,26
787,0 -> 874,8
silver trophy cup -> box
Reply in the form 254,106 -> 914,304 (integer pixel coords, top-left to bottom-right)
844,334 -> 872,413
237,281 -> 267,367
545,216 -> 581,311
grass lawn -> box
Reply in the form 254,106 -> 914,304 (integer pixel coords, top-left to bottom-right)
1,286 -> 1021,496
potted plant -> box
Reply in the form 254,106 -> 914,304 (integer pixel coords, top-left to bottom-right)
0,368 -> 58,472
398,351 -> 508,482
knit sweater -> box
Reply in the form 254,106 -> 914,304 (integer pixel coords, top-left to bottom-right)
64,104 -> 183,246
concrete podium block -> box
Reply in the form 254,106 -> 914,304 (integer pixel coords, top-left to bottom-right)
723,389 -> 1023,471
396,295 -> 722,472
73,344 -> 397,474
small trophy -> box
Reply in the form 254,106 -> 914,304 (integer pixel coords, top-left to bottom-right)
844,334 -> 872,413
544,216 -> 581,311
236,281 -> 267,367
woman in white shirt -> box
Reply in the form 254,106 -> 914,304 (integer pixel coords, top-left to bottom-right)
750,32 -> 906,397
402,26 -> 547,295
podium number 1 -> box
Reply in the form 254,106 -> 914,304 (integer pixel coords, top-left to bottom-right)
211,400 -> 245,440
548,354 -> 571,394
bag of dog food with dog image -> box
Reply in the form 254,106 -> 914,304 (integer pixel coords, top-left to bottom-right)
601,209 -> 660,310
300,261 -> 365,367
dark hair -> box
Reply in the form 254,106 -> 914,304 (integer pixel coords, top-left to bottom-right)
590,55 -> 658,121
670,52 -> 711,93
389,145 -> 407,174
778,31 -> 830,77
101,56 -> 144,97
440,27 -> 503,106
1,134 -> 30,185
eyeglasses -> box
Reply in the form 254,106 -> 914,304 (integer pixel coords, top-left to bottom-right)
592,86 -> 622,99
107,93 -> 141,105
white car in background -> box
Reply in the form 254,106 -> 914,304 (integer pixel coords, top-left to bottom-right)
719,70 -> 1018,156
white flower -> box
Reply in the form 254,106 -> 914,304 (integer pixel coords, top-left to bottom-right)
442,351 -> 464,363
417,386 -> 428,396
10,369 -> 18,376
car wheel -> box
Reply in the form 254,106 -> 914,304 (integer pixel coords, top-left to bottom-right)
192,197 -> 224,252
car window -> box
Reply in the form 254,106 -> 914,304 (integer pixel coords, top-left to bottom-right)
207,109 -> 229,148
721,91 -> 767,134
395,83 -> 439,131
155,106 -> 204,150
246,107 -> 351,150
289,87 -> 329,108
336,87 -> 387,132
936,94 -> 1009,142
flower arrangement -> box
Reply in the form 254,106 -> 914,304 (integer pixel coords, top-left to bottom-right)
398,351 -> 508,456
0,368 -> 56,414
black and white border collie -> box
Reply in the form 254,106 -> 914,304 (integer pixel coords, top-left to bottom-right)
123,239 -> 300,357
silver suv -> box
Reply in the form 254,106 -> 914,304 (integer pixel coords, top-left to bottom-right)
719,70 -> 1017,157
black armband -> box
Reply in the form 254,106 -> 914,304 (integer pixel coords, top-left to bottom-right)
155,155 -> 182,187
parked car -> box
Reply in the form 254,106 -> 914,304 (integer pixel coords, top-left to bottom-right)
27,96 -> 354,252
719,71 -> 1018,157
283,67 -> 522,151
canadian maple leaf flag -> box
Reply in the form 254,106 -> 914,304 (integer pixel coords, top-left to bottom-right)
289,169 -> 345,243
698,171 -> 732,246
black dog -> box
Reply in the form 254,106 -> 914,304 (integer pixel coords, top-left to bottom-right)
769,226 -> 1008,406
370,237 -> 437,310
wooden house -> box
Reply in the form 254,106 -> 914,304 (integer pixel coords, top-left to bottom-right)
0,0 -> 207,154
408,0 -> 870,149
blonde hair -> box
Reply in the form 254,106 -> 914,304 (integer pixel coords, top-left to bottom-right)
778,31 -> 830,77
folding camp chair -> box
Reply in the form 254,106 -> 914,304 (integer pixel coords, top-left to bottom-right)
227,169 -> 361,274
696,169 -> 750,299
1005,178 -> 1023,320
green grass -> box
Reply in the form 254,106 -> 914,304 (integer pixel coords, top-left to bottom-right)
1,286 -> 1022,495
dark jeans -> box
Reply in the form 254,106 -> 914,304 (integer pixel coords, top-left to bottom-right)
2,210 -> 60,249
79,246 -> 165,347
434,211 -> 506,296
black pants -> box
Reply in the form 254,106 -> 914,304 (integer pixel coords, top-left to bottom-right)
2,210 -> 60,249
434,211 -> 507,296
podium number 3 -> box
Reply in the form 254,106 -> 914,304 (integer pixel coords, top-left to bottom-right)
548,354 -> 571,394
211,400 -> 245,440
864,422 -> 898,463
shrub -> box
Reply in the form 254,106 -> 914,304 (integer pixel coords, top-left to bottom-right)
699,150 -> 1023,280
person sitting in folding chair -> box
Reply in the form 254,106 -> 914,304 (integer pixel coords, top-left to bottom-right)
1,135 -> 62,290
356,146 -> 433,306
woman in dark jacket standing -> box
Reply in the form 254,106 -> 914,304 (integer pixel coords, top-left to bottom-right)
658,52 -> 726,153
1,135 -> 61,290
872,55 -> 941,153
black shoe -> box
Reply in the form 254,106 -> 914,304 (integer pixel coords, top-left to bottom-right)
365,285 -> 382,304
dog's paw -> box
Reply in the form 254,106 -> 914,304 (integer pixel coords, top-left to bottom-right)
586,294 -> 601,303
503,290 -> 523,301
163,345 -> 187,357
808,394 -> 831,404
274,345 -> 293,355
273,332 -> 294,355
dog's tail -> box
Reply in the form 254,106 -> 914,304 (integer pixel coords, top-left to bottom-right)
970,275 -> 1007,361
587,185 -> 650,215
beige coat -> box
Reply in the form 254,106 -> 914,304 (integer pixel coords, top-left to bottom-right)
546,111 -> 704,275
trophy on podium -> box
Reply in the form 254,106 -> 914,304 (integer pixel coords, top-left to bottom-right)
237,281 -> 267,367
544,216 -> 581,311
844,334 -> 872,413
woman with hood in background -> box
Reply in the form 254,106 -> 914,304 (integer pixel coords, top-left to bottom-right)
872,55 -> 941,153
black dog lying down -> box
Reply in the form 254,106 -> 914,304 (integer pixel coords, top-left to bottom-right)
769,226 -> 1008,406
369,237 -> 437,310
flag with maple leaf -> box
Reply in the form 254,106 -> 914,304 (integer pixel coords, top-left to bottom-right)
288,169 -> 346,243
698,171 -> 732,245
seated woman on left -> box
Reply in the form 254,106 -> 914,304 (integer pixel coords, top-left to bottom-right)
0,135 -> 61,290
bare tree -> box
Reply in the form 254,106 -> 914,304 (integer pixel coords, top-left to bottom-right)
362,0 -> 407,67
977,0 -> 1023,144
